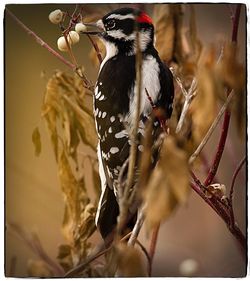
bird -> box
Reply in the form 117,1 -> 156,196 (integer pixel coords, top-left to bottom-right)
84,7 -> 174,241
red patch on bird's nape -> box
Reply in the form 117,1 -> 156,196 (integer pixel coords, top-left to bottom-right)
137,12 -> 153,24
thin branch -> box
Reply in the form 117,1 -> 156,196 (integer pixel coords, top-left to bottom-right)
229,155 -> 246,203
135,240 -> 151,275
171,69 -> 197,133
227,4 -> 235,22
128,208 -> 145,246
148,223 -> 160,277
87,34 -> 103,64
64,231 -> 132,277
6,8 -> 75,70
231,4 -> 241,43
189,89 -> 234,165
7,223 -> 64,276
6,8 -> 93,90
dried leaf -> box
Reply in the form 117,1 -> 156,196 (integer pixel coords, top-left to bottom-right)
161,136 -> 190,203
42,102 -> 58,161
216,43 -> 246,137
153,4 -> 175,62
144,136 -> 189,229
188,5 -> 202,63
58,150 -> 96,264
78,203 -> 96,238
116,244 -> 147,277
191,48 -> 222,143
27,260 -> 54,277
32,127 -> 42,157
42,71 -> 97,163
216,43 -> 245,94
58,151 -> 79,242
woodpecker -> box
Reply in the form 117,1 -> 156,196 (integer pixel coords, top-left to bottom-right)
84,7 -> 174,240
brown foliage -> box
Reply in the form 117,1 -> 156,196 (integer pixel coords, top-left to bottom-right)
143,136 -> 190,229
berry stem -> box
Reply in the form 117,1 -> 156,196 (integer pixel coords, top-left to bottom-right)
5,8 -> 75,70
6,8 -> 93,90
87,34 -> 103,64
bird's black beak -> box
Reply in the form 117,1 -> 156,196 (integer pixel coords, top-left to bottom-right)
81,22 -> 105,35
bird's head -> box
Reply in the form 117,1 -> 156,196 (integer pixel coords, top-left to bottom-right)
84,8 -> 154,55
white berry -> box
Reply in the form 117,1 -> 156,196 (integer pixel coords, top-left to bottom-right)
75,23 -> 87,33
49,9 -> 63,24
57,36 -> 70,52
67,31 -> 80,45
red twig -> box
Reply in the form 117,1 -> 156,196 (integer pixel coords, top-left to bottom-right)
87,34 -> 103,64
148,223 -> 160,277
145,88 -> 168,133
190,4 -> 246,255
203,4 -> 241,187
190,178 -> 246,254
229,155 -> 246,203
204,109 -> 231,186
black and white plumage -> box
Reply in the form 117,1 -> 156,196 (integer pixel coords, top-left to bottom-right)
88,8 -> 174,239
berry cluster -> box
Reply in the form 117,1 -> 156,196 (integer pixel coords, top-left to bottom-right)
48,9 -> 87,52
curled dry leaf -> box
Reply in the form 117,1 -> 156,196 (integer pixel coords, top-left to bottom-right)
144,136 -> 190,230
116,243 -> 147,277
32,127 -> 42,157
205,183 -> 226,199
153,4 -> 175,63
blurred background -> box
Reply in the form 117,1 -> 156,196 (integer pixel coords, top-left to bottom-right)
5,3 -> 246,277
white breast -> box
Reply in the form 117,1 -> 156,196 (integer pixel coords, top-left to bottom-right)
99,41 -> 118,72
127,55 -> 160,123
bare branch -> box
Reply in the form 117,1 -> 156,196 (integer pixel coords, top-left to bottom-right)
170,68 -> 197,134
6,8 -> 75,70
128,208 -> 145,246
87,34 -> 103,64
229,155 -> 246,203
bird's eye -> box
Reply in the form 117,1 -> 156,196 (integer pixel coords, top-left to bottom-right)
106,20 -> 116,30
